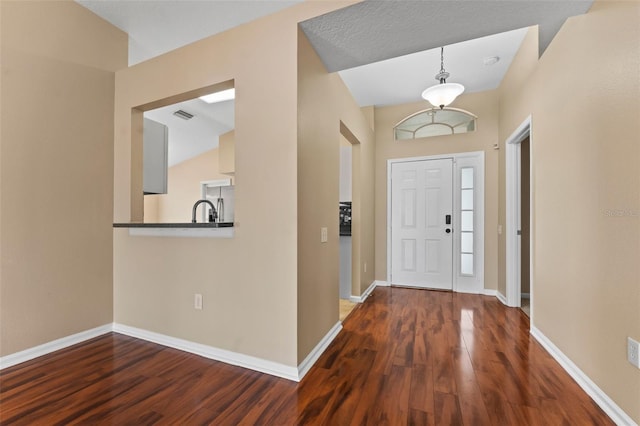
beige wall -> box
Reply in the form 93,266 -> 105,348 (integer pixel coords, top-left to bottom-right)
498,1 -> 640,421
144,148 -> 230,223
296,30 -> 375,361
497,27 -> 540,297
374,91 -> 500,290
218,130 -> 235,175
113,2 -> 358,367
0,1 -> 127,355
143,193 -> 160,223
357,105 -> 376,295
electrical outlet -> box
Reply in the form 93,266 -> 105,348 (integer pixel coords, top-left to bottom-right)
194,293 -> 203,310
321,227 -> 328,243
628,337 -> 640,368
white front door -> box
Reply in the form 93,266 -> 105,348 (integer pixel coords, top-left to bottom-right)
391,159 -> 453,290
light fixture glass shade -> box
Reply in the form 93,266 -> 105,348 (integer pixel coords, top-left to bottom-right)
421,83 -> 465,108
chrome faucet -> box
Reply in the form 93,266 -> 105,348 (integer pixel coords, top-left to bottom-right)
192,199 -> 217,223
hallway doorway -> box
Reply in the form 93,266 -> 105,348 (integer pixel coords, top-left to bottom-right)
520,136 -> 531,317
506,116 -> 533,318
338,122 -> 361,321
339,136 -> 353,301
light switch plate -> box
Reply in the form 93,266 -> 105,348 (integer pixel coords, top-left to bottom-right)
321,227 -> 328,243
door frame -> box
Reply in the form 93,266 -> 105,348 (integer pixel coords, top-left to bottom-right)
387,151 -> 485,293
505,116 -> 533,314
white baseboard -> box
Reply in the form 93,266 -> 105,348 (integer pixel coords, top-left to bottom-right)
531,326 -> 636,426
1,320 -> 343,384
297,322 -> 342,380
349,280 -> 379,303
113,323 -> 300,381
496,291 -> 508,305
482,289 -> 498,297
0,324 -> 112,370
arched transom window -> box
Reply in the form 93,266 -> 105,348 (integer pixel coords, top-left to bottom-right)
394,107 -> 477,140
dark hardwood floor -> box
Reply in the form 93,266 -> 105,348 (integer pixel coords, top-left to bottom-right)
0,287 -> 613,425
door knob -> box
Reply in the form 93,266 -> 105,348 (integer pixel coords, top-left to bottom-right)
445,228 -> 451,234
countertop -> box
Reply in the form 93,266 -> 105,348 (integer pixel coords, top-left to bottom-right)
113,222 -> 234,228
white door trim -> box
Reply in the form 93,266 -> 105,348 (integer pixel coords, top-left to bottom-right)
387,151 -> 484,293
505,116 -> 533,312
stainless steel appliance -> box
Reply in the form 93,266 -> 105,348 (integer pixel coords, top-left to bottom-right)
339,201 -> 351,236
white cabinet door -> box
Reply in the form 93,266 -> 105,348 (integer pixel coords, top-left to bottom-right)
143,118 -> 168,194
391,158 -> 453,290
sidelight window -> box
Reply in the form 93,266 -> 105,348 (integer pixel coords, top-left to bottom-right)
460,167 -> 474,276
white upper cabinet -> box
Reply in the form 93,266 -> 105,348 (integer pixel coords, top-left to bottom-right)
143,118 -> 168,194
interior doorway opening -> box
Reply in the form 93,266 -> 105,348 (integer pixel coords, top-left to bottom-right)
520,136 -> 531,317
338,123 -> 361,321
339,135 -> 353,301
505,116 -> 533,321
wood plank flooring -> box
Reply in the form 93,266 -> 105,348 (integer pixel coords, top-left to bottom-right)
0,287 -> 614,425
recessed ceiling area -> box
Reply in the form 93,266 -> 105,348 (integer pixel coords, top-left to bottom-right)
339,27 -> 528,107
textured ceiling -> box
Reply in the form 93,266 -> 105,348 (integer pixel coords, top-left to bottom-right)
300,0 -> 593,73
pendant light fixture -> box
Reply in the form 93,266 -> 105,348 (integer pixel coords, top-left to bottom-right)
421,47 -> 465,109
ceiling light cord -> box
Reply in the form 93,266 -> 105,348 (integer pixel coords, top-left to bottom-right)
436,46 -> 450,84
439,47 -> 446,82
